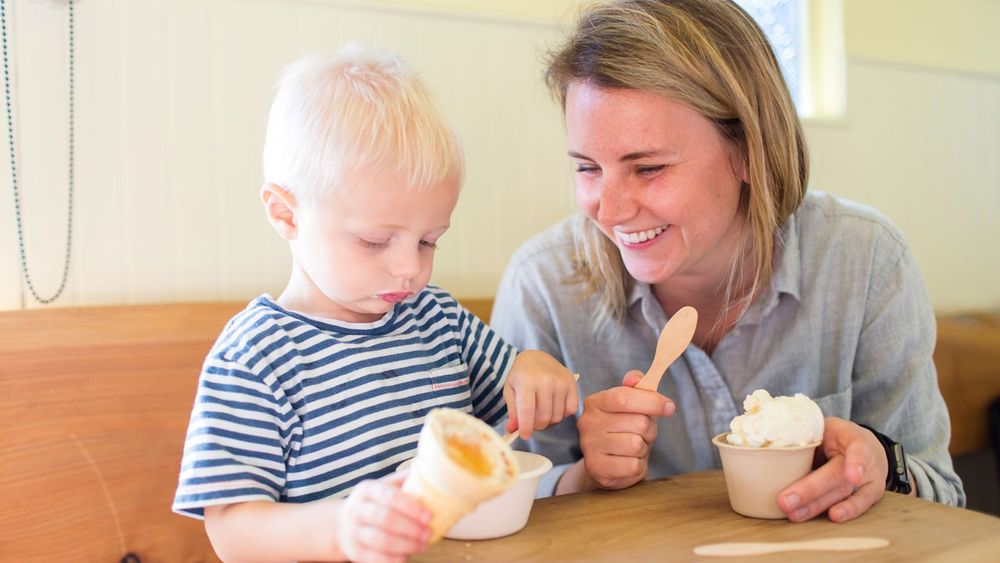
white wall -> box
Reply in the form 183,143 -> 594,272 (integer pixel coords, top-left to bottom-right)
2,0 -> 998,313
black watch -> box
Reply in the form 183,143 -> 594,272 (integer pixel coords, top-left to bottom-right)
859,424 -> 912,494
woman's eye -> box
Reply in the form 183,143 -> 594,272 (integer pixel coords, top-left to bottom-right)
419,240 -> 438,250
575,164 -> 600,175
637,165 -> 666,176
359,239 -> 388,249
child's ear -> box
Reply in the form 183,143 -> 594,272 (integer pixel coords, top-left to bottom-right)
261,183 -> 297,240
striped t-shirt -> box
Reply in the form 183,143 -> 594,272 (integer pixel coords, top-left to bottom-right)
173,287 -> 514,519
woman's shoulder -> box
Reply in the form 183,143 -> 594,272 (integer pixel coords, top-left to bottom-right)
792,192 -> 915,288
797,191 -> 907,249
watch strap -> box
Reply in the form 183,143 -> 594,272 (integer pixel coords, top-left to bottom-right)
859,423 -> 912,494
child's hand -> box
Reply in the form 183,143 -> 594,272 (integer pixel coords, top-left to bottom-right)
503,350 -> 580,440
335,470 -> 431,563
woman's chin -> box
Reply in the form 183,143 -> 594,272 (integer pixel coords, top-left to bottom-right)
622,258 -> 677,285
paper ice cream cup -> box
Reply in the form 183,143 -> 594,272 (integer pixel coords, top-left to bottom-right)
713,432 -> 819,519
401,409 -> 518,541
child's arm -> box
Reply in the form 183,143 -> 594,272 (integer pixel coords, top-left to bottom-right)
204,471 -> 430,563
502,349 -> 580,440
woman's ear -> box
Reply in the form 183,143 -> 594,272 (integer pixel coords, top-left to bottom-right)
261,183 -> 298,240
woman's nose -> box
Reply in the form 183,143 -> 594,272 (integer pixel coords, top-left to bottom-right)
596,178 -> 638,225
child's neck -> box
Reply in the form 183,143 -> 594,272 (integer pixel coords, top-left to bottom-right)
278,270 -> 386,324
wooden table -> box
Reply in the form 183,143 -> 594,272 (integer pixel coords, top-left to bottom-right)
415,471 -> 1000,562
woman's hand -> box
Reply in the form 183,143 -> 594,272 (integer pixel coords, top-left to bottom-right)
778,417 -> 889,523
503,350 -> 580,440
335,471 -> 432,563
577,370 -> 675,490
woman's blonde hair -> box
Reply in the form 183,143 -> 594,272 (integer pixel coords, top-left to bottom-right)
546,0 -> 808,329
263,44 -> 462,199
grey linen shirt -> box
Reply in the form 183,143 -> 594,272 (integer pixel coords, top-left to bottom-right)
491,192 -> 964,506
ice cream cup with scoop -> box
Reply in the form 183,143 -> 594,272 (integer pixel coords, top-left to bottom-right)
713,389 -> 824,519
400,408 -> 519,541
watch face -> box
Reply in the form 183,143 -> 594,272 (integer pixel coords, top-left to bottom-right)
889,442 -> 911,494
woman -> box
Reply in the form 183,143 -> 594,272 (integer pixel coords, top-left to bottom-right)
491,0 -> 963,522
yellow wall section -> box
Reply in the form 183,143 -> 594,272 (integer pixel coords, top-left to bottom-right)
368,0 -> 584,23
844,0 -> 1000,77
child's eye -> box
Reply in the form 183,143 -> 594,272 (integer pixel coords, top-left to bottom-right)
419,240 -> 438,250
637,165 -> 666,176
359,238 -> 388,249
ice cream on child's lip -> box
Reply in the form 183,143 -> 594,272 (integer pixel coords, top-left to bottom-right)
726,389 -> 824,447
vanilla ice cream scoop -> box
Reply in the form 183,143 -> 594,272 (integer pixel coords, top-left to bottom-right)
726,389 -> 824,447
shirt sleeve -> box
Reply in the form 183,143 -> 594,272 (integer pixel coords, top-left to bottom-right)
492,251 -> 584,497
457,303 -> 515,426
172,350 -> 295,519
852,238 -> 965,506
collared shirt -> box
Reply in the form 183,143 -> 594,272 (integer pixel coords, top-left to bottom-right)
492,192 -> 964,506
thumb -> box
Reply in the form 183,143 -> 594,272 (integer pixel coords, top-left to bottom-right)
622,369 -> 644,388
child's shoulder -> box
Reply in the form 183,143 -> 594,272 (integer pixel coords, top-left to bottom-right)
209,295 -> 297,363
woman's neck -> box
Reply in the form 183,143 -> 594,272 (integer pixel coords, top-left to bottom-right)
652,260 -> 754,355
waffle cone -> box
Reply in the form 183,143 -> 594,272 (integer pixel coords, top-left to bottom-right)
401,409 -> 518,542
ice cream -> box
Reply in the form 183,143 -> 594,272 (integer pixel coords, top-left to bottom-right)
401,408 -> 518,541
725,389 -> 824,448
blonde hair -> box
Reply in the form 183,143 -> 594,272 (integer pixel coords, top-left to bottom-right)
546,0 -> 808,329
262,44 -> 462,199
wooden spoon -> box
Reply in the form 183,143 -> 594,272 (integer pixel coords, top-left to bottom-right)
693,537 -> 890,557
635,306 -> 698,391
502,373 -> 580,444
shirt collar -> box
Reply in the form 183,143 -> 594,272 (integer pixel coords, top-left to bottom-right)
741,212 -> 802,324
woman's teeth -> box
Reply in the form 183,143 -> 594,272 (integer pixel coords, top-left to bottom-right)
617,226 -> 665,244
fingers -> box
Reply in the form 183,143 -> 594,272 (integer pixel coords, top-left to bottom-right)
588,385 -> 674,418
345,480 -> 431,560
778,419 -> 887,522
354,481 -> 430,537
584,452 -> 648,490
578,406 -> 655,438
516,390 -> 536,440
622,369 -> 644,388
597,431 -> 650,458
503,385 -> 518,432
827,481 -> 883,522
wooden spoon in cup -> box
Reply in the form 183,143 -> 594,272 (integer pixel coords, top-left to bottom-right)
635,306 -> 698,391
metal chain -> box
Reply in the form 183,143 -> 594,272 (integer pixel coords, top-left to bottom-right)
1,0 -> 75,304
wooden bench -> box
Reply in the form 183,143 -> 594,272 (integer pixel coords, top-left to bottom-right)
0,300 -> 995,560
0,299 -> 493,562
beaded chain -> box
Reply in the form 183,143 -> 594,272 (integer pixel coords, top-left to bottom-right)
1,0 -> 75,304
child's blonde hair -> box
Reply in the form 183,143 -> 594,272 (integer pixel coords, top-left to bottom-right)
263,44 -> 462,199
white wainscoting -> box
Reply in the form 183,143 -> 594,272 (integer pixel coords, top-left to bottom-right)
2,0 -> 998,312
0,0 -> 574,309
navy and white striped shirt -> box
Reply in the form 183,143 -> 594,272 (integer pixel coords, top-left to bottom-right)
173,287 -> 514,519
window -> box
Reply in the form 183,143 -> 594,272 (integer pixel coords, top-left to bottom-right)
736,0 -> 845,118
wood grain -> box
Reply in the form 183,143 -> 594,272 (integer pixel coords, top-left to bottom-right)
416,471 -> 1000,562
0,297 -> 492,561
0,302 -> 243,562
934,312 -> 1000,456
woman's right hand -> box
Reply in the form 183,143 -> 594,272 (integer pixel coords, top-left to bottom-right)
576,370 -> 676,490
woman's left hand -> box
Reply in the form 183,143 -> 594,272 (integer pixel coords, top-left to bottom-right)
777,417 -> 888,522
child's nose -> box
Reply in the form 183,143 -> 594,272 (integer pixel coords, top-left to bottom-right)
389,247 -> 422,280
